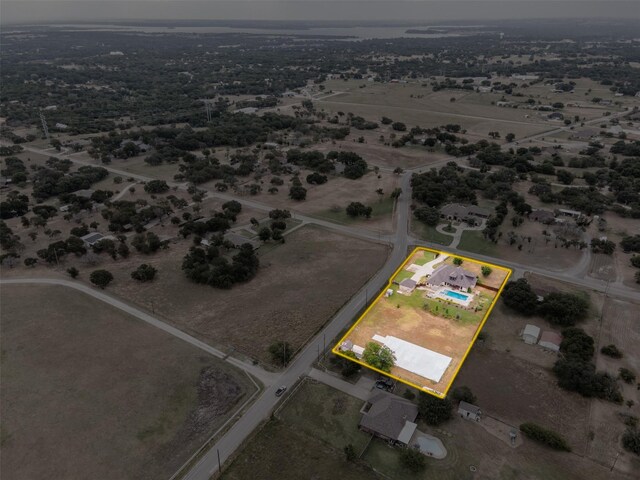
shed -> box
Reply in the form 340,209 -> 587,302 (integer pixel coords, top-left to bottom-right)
539,331 -> 562,352
522,324 -> 541,345
458,401 -> 482,421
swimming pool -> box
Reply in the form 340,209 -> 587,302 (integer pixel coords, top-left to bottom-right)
444,290 -> 469,301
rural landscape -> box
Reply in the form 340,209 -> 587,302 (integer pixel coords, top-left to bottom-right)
1,5 -> 639,480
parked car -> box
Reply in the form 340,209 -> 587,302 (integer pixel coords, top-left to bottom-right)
275,386 -> 287,397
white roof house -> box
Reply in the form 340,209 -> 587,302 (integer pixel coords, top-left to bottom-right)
522,324 -> 541,345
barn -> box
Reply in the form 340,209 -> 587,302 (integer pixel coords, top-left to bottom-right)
539,331 -> 562,352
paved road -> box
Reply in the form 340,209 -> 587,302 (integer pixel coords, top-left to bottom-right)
0,277 -> 279,387
181,172 -> 412,480
308,368 -> 371,401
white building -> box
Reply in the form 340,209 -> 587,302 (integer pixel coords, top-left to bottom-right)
522,324 -> 541,345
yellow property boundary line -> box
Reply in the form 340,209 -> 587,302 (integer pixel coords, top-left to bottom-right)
332,246 -> 512,399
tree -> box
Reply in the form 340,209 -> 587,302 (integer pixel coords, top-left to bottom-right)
505,133 -> 516,142
590,238 -> 616,255
538,293 -> 589,327
620,235 -> 640,253
144,180 -> 170,194
559,327 -> 594,362
90,269 -> 114,289
622,428 -> 640,455
381,116 -> 393,125
344,444 -> 357,462
306,172 -> 328,185
453,257 -> 463,266
600,344 -> 623,359
362,342 -> 395,372
67,267 -> 79,278
131,232 -> 162,254
346,202 -> 372,218
392,122 -> 407,132
481,266 -> 492,277
289,185 -> 307,201
268,341 -> 293,366
24,257 -> 38,267
258,227 -> 272,242
451,386 -> 476,404
398,448 -> 426,473
556,170 -> 575,185
131,264 -> 157,282
413,206 -> 439,226
501,279 -> 539,315
418,393 -> 452,426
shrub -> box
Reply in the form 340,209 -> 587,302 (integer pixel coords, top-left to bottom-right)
398,447 -> 426,473
520,423 -> 571,451
451,386 -> 476,404
601,344 -> 623,359
619,368 -> 636,384
622,428 -> 640,455
90,269 -> 114,289
418,393 -> 452,426
66,266 -> 79,278
131,264 -> 157,282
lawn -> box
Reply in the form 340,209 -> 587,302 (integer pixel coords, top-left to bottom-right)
457,230 -> 497,256
0,284 -> 254,480
220,421 -> 378,480
411,220 -> 453,246
314,197 -> 396,226
278,380 -> 371,452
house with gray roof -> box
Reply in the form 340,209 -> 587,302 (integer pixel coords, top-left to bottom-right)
529,209 -> 555,224
458,401 -> 482,421
440,203 -> 490,225
359,391 -> 418,445
427,265 -> 477,290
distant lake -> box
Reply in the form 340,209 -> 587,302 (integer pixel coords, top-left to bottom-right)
24,23 -> 485,40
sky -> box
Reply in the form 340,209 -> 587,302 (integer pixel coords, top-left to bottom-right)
2,1 -> 640,25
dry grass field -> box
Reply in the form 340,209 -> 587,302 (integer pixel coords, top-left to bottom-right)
101,225 -> 389,364
0,284 -> 254,480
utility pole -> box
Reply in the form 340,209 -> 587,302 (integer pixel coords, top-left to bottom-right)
610,451 -> 619,472
217,449 -> 222,473
39,109 -> 50,139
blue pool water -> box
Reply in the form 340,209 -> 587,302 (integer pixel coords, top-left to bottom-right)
444,290 -> 469,301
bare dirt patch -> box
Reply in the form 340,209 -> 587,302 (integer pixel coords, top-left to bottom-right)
0,284 -> 253,480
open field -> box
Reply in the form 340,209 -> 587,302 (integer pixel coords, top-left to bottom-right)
96,225 -> 390,364
410,220 -> 454,246
0,284 -> 254,480
335,247 -> 510,397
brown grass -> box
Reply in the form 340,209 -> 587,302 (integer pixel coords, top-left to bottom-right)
0,284 -> 253,480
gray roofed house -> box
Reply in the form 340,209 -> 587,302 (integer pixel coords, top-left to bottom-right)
73,189 -> 95,199
440,203 -> 490,223
222,232 -> 261,250
359,391 -> 418,445
530,209 -> 555,224
80,232 -> 104,247
427,264 -> 477,290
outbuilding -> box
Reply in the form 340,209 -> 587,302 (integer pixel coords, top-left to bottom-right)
398,278 -> 417,295
458,401 -> 482,421
522,324 -> 541,345
539,331 -> 562,352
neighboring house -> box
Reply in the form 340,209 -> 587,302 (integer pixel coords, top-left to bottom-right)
539,331 -> 562,352
222,232 -> 261,250
398,278 -> 417,295
529,209 -> 555,224
73,189 -> 95,199
522,324 -> 541,345
458,401 -> 482,421
557,208 -> 581,218
80,232 -> 104,248
359,391 -> 418,446
427,265 -> 477,291
440,203 -> 490,223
